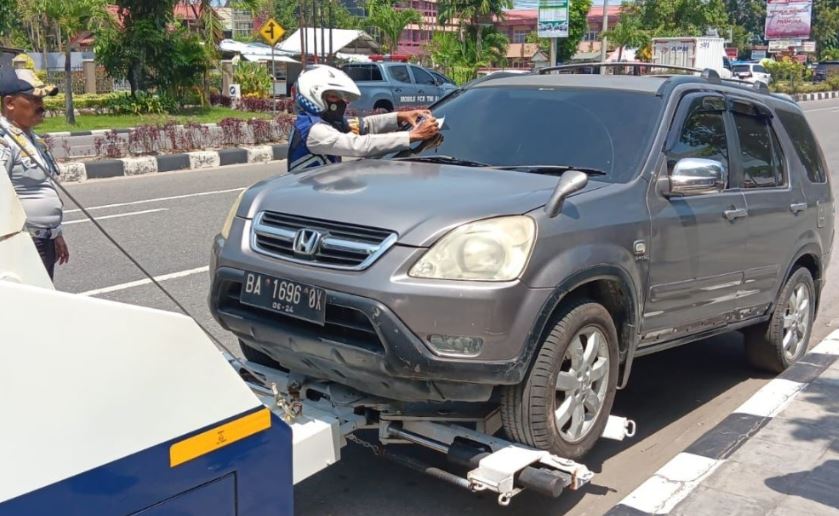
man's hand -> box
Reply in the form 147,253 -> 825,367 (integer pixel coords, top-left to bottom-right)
398,109 -> 433,128
409,119 -> 440,142
54,235 -> 69,265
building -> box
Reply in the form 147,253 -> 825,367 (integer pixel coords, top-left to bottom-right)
495,5 -> 622,53
506,43 -> 549,68
395,0 -> 459,57
216,7 -> 257,40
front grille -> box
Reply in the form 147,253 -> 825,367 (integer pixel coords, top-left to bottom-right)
252,211 -> 397,270
220,281 -> 385,354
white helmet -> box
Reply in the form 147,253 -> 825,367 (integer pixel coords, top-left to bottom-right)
295,65 -> 361,113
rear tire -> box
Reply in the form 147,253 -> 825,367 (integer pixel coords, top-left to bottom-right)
744,268 -> 815,373
501,300 -> 619,460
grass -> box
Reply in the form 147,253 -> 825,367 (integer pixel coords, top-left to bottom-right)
38,107 -> 275,134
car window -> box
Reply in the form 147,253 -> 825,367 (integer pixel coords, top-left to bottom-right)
733,65 -> 751,73
389,65 -> 412,83
754,65 -> 768,74
733,112 -> 785,188
776,108 -> 828,183
403,87 -> 663,183
411,66 -> 436,85
668,96 -> 729,180
343,65 -> 383,81
431,71 -> 452,85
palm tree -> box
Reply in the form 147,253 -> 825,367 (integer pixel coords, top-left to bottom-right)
366,0 -> 422,54
45,0 -> 107,125
438,0 -> 510,54
601,16 -> 649,61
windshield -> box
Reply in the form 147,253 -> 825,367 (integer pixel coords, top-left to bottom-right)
397,86 -> 663,183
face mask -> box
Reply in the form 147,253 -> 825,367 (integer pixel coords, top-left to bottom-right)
322,99 -> 347,123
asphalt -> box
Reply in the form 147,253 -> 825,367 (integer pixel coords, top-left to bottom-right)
52,97 -> 839,516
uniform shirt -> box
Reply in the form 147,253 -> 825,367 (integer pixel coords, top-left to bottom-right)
0,115 -> 63,237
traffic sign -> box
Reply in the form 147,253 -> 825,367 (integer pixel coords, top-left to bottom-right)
259,18 -> 285,46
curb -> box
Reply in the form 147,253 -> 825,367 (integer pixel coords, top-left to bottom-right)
606,332 -> 839,515
793,90 -> 839,102
57,143 -> 289,183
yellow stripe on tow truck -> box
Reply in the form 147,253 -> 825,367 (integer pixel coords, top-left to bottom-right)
170,408 -> 271,467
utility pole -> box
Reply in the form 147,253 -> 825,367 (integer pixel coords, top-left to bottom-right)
550,38 -> 557,67
599,0 -> 609,73
271,0 -> 276,114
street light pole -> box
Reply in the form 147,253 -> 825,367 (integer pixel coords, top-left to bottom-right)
599,0 -> 609,72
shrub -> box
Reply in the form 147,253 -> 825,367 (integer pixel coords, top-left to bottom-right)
827,72 -> 839,91
210,94 -> 232,107
234,62 -> 271,98
107,92 -> 177,115
43,93 -> 122,112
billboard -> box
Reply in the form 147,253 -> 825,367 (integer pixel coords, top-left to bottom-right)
538,0 -> 569,38
764,0 -> 812,40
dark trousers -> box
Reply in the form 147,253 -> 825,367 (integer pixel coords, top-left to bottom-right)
32,236 -> 56,279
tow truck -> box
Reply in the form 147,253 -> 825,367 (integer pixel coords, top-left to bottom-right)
0,134 -> 635,515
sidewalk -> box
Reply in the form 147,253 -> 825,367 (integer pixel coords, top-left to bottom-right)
609,332 -> 839,515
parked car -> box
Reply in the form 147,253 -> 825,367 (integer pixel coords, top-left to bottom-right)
732,61 -> 772,85
341,62 -> 458,113
814,61 -> 839,82
210,71 -> 833,460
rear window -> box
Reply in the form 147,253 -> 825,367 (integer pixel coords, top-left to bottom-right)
734,65 -> 751,73
776,108 -> 828,183
343,65 -> 383,81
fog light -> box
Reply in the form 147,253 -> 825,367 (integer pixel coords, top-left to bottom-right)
427,335 -> 484,357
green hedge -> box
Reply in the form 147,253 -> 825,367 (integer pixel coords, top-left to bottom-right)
44,93 -> 123,111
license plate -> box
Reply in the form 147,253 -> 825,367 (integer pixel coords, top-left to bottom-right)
239,271 -> 326,325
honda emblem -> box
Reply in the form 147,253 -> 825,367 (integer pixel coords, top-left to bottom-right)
293,228 -> 322,256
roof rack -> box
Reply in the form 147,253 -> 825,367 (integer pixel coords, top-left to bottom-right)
537,62 -> 721,81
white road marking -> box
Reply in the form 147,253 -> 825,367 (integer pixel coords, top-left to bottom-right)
64,208 -> 168,225
80,266 -> 210,297
64,187 -> 245,214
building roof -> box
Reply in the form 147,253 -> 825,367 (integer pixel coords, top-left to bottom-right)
277,29 -> 380,55
498,5 -> 622,23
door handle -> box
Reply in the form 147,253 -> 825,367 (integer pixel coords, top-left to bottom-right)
394,88 -> 402,93
723,208 -> 748,221
790,202 -> 808,214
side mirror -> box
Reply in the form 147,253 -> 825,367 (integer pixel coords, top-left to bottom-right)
545,170 -> 588,218
664,158 -> 726,197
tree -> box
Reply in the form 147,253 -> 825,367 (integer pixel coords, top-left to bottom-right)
621,0 -> 730,38
429,26 -> 508,83
96,0 -> 179,95
525,0 -> 591,63
813,0 -> 839,57
0,0 -> 15,42
366,0 -> 421,53
267,0 -> 360,33
438,0 -> 511,56
602,15 -> 649,61
45,0 -> 108,125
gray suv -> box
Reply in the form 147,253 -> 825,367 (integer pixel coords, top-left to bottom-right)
210,72 -> 833,459
341,62 -> 457,113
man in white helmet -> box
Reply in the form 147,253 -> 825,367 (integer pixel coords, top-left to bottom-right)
288,65 -> 440,172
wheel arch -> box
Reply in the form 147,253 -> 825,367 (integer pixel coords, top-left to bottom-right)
522,266 -> 642,389
782,246 -> 823,314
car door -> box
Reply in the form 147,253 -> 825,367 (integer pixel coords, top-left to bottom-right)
643,93 -> 750,342
386,64 -> 419,108
729,98 -> 810,311
409,66 -> 441,105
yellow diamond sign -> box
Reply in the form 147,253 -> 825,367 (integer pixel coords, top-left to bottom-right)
259,18 -> 285,46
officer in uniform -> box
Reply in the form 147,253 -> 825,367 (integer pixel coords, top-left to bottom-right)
288,65 -> 440,172
0,55 -> 67,279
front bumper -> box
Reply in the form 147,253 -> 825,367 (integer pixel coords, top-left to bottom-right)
209,225 -> 552,402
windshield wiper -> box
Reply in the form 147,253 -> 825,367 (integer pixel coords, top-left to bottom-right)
394,155 -> 491,167
494,164 -> 608,176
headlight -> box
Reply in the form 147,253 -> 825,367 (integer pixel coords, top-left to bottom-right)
220,190 -> 246,240
410,216 -> 536,281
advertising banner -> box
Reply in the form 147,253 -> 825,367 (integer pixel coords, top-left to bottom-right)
765,0 -> 812,40
538,0 -> 569,38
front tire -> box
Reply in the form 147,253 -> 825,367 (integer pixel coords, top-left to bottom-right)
744,268 -> 815,373
501,300 -> 619,460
